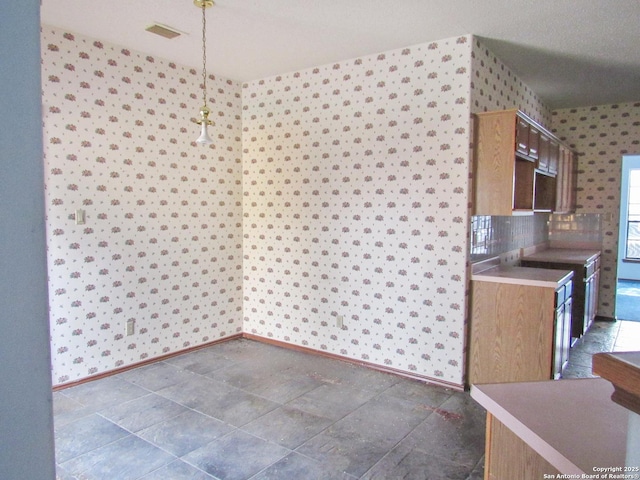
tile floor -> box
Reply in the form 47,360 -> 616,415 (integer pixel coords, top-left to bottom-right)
562,319 -> 640,378
54,339 -> 486,480
54,320 -> 640,480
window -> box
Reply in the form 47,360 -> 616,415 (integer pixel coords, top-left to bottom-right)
625,169 -> 640,260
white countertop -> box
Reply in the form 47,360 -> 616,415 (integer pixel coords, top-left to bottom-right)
471,378 -> 629,474
471,265 -> 574,288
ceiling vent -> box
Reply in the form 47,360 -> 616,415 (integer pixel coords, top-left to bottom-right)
145,23 -> 182,39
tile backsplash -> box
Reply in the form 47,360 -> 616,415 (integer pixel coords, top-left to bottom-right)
470,214 -> 550,262
548,213 -> 603,249
470,213 -> 603,264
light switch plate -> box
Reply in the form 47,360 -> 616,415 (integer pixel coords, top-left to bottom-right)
75,209 -> 85,225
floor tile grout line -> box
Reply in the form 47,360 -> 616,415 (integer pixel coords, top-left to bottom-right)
139,458 -> 216,480
359,442 -> 483,480
355,391 -> 462,479
72,376 -> 260,467
290,384 -> 457,479
58,430 -> 179,477
229,370 -> 427,477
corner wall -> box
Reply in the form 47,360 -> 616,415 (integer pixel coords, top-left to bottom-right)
242,37 -> 473,387
41,26 -> 244,386
470,38 -> 552,124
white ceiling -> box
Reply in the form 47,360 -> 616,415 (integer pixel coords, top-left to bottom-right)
41,0 -> 640,109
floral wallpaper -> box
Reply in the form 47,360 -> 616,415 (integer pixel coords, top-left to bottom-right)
41,26 -> 243,386
242,37 -> 473,387
41,23 -> 605,389
552,102 -> 640,318
470,38 -> 551,125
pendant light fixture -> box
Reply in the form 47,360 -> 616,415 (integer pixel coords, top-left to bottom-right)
194,0 -> 214,146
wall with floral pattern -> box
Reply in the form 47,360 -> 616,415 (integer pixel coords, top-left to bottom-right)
470,38 -> 552,125
552,103 -> 640,318
42,23 -> 584,388
41,26 -> 244,386
242,37 -> 473,387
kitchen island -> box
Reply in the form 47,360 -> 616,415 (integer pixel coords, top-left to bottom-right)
521,248 -> 601,339
471,378 -> 630,479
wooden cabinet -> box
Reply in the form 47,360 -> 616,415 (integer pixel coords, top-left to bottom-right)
548,140 -> 560,175
472,379 -> 629,480
515,117 -> 539,159
521,251 -> 600,341
468,267 -> 573,385
554,146 -> 577,214
528,125 -> 540,160
553,285 -> 572,379
484,414 -> 559,480
538,133 -> 550,171
473,110 -> 531,215
584,257 -> 600,336
537,135 -> 560,176
473,109 -> 576,215
516,116 -> 530,156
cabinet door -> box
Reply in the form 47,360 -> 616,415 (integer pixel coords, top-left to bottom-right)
474,111 -> 521,215
554,146 -> 575,213
549,141 -> 560,175
528,126 -> 540,160
585,269 -> 599,331
469,281 -> 555,385
568,150 -> 578,211
592,268 -> 600,320
554,148 -> 567,212
516,117 -> 530,156
582,275 -> 593,337
553,303 -> 565,379
562,297 -> 572,372
538,134 -> 550,172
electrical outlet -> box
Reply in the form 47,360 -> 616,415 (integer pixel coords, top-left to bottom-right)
126,319 -> 135,336
336,315 -> 344,328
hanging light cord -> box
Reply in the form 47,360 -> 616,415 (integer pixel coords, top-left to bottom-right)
201,2 -> 208,107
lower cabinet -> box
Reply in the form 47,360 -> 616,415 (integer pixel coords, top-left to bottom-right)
471,379 -> 626,480
584,262 -> 600,335
484,414 -> 559,480
520,255 -> 600,341
468,275 -> 573,386
553,291 -> 572,379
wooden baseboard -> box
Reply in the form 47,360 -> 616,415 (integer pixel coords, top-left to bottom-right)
242,333 -> 464,391
52,332 -> 464,393
52,333 -> 243,391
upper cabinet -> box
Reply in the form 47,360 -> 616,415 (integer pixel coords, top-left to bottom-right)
554,145 -> 578,214
472,109 -> 577,216
537,134 -> 560,175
